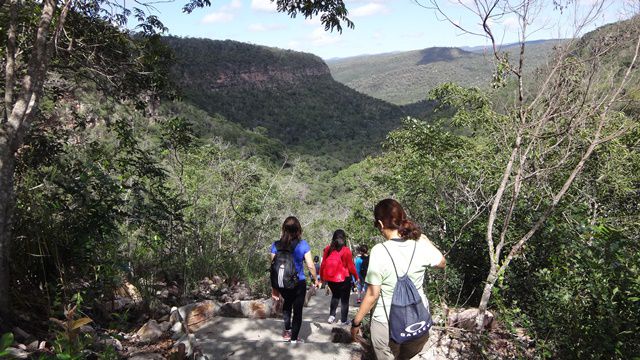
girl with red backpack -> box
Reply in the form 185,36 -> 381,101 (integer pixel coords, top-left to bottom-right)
319,229 -> 359,325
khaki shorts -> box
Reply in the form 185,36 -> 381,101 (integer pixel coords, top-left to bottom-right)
370,319 -> 429,360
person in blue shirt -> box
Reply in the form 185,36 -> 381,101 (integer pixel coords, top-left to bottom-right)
354,244 -> 369,304
270,216 -> 320,343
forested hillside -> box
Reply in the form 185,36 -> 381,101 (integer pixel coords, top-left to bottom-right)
328,41 -> 559,104
164,37 -> 414,168
1,0 -> 638,358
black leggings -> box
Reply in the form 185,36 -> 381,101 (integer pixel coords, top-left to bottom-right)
279,280 -> 306,341
328,278 -> 351,323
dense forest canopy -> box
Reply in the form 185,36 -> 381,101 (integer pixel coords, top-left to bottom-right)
164,36 -> 437,168
0,0 -> 638,359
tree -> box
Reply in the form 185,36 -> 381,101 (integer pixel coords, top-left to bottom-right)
0,0 -> 352,323
417,0 -> 640,329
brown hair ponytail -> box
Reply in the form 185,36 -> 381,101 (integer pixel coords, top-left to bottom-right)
374,199 -> 421,240
281,216 -> 302,247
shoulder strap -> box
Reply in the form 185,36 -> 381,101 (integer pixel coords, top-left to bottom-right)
381,241 -> 416,278
380,241 -> 418,322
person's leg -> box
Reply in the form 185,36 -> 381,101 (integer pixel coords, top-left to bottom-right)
339,279 -> 351,323
280,288 -> 295,331
327,281 -> 340,318
370,319 -> 395,360
290,281 -> 307,341
356,280 -> 363,298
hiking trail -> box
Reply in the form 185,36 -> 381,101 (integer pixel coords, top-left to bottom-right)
193,290 -> 364,359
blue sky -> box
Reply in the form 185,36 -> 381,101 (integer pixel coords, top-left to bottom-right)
149,0 -> 629,59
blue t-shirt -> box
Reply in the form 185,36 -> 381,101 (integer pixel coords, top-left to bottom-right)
271,239 -> 311,281
355,255 -> 363,275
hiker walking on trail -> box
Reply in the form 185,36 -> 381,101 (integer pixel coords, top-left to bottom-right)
309,255 -> 321,284
319,229 -> 359,325
270,216 -> 321,343
350,199 -> 446,360
354,244 -> 369,304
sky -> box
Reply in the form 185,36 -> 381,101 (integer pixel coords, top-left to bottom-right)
148,0 -> 631,59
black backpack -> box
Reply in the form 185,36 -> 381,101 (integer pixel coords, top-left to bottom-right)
270,240 -> 300,289
381,242 -> 432,344
359,255 -> 369,281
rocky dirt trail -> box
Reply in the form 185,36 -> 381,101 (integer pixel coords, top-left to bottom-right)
192,290 -> 364,360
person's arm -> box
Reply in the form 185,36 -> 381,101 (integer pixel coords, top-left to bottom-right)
344,248 -> 359,281
304,251 -> 321,287
350,284 -> 380,339
318,247 -> 327,282
421,234 -> 446,269
269,247 -> 280,299
427,242 -> 446,269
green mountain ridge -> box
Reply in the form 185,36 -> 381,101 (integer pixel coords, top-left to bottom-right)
163,37 -> 432,168
328,41 -> 561,105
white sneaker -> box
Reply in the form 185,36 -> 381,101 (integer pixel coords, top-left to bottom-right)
327,315 -> 336,324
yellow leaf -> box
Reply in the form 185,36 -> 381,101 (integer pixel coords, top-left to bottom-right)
70,317 -> 93,330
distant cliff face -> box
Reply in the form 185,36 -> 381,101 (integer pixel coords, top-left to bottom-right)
164,37 -> 332,90
204,64 -> 331,90
161,36 -> 407,166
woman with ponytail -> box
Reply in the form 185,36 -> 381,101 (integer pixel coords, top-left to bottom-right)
319,229 -> 359,325
350,199 -> 446,359
270,216 -> 320,343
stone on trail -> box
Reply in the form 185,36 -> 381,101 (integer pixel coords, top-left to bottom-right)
136,319 -> 163,343
128,353 -> 165,360
447,308 -> 495,331
192,291 -> 365,360
186,300 -> 221,332
178,298 -> 283,332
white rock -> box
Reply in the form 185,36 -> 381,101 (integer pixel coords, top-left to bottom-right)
171,322 -> 184,340
136,320 -> 163,343
5,348 -> 29,359
26,340 -> 39,351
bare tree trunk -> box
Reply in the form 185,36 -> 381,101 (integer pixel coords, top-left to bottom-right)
0,145 -> 16,320
0,0 -> 57,320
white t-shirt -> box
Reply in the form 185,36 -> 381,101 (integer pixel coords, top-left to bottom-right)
365,234 -> 444,323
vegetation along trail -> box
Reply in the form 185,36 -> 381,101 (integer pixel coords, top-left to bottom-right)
0,0 -> 638,359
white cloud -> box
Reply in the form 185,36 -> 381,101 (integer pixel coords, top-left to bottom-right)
201,12 -> 234,24
351,3 -> 389,18
310,27 -> 341,46
221,0 -> 242,11
248,23 -> 287,32
251,0 -> 277,12
304,17 -> 322,27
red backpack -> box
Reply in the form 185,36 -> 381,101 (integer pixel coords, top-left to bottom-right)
321,247 -> 346,282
